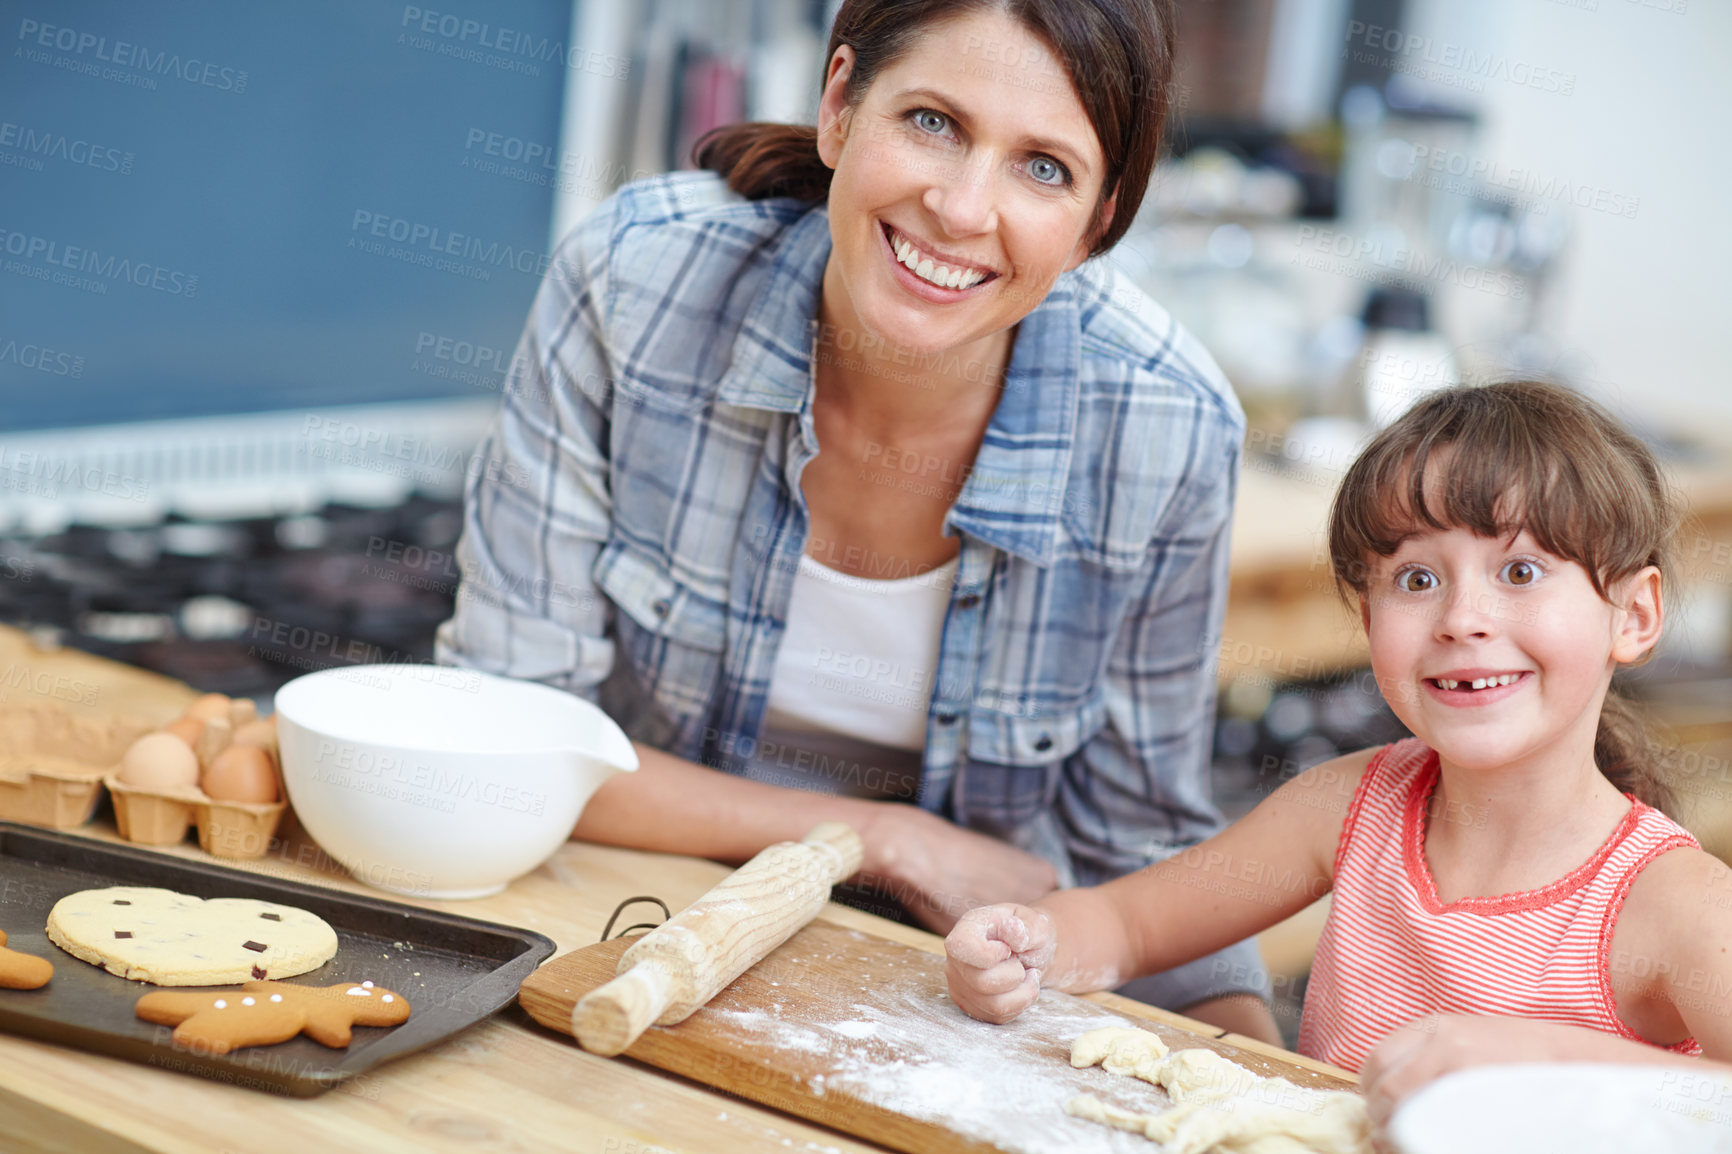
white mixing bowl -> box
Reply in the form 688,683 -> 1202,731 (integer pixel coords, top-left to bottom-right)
275,664 -> 638,899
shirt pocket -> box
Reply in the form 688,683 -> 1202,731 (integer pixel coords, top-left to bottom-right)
592,540 -> 728,729
965,697 -> 1106,770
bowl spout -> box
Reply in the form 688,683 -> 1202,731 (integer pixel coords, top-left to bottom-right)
559,699 -> 639,787
566,745 -> 638,790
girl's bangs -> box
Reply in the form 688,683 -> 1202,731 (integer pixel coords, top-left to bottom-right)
1331,386 -> 1654,601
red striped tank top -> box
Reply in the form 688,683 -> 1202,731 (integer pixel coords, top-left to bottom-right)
1297,738 -> 1702,1071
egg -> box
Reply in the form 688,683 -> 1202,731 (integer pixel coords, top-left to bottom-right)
202,745 -> 279,804
194,715 -> 232,770
228,697 -> 258,728
161,716 -> 204,747
231,718 -> 277,750
119,733 -> 201,791
185,693 -> 232,722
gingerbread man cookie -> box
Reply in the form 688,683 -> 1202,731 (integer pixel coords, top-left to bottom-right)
243,980 -> 411,1046
136,980 -> 411,1054
0,929 -> 53,990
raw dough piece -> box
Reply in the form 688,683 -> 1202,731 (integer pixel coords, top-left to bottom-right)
1065,1093 -> 1156,1133
1067,1034 -> 1371,1154
1158,1046 -> 1260,1103
1070,1026 -> 1170,1081
46,886 -> 337,985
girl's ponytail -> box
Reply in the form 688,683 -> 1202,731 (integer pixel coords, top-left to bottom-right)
1596,690 -> 1677,816
693,123 -> 831,202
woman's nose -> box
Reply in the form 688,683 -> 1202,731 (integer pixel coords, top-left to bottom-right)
922,157 -> 998,237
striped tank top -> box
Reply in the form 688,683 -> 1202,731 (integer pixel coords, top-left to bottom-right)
1297,738 -> 1702,1071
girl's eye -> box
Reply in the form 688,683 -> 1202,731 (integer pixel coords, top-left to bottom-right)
912,109 -> 949,135
1501,559 -> 1540,586
1027,155 -> 1069,186
1397,567 -> 1438,593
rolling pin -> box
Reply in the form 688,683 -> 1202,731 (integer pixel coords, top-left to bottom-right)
573,821 -> 864,1055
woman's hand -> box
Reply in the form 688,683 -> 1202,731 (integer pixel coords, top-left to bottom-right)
856,804 -> 1058,934
944,904 -> 1056,1023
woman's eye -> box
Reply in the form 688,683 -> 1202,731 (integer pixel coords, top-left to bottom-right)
912,109 -> 949,135
1397,568 -> 1437,592
1027,155 -> 1068,186
1501,559 -> 1539,586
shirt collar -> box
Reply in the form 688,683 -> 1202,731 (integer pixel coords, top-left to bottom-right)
718,202 -> 1082,568
946,276 -> 1080,568
716,205 -> 833,413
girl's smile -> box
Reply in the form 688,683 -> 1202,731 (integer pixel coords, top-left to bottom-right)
1421,667 -> 1534,706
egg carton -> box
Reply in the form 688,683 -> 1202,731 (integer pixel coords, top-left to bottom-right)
0,702 -> 153,829
104,776 -> 287,859
106,695 -> 288,860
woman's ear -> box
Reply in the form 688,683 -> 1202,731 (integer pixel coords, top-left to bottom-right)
1064,188 -> 1116,271
816,46 -> 856,170
1610,565 -> 1664,664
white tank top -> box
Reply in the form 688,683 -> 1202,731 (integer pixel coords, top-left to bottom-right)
764,552 -> 959,751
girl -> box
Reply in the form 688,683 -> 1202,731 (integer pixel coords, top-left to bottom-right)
946,379 -> 1732,1121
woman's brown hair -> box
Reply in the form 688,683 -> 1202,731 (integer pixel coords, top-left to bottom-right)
1327,380 -> 1683,813
693,0 -> 1178,257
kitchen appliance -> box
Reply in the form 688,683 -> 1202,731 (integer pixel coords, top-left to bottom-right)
0,495 -> 465,704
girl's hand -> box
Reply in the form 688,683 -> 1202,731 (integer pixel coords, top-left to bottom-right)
944,903 -> 1056,1023
1360,1015 -> 1603,1127
856,804 -> 1058,934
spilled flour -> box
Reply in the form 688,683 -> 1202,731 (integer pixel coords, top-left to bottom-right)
703,959 -> 1182,1151
829,1020 -> 877,1040
691,924 -> 1352,1153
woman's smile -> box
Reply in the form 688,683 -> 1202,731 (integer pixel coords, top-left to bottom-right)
880,221 -> 998,295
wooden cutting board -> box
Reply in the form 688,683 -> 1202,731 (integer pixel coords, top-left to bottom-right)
520,918 -> 1356,1154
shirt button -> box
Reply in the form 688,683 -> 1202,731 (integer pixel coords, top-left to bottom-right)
1033,734 -> 1053,752
651,598 -> 671,618
936,712 -> 958,726
957,593 -> 981,609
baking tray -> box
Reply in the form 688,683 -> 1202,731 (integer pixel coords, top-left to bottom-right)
0,821 -> 556,1096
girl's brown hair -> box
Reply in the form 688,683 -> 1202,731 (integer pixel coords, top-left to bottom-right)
1327,380 -> 1682,812
693,0 -> 1177,257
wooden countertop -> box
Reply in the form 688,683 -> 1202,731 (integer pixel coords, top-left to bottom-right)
0,629 -> 1349,1154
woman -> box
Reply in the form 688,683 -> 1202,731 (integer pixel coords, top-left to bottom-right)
437,0 -> 1276,1041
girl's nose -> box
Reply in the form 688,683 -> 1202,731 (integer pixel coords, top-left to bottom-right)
922,157 -> 998,237
1434,588 -> 1498,641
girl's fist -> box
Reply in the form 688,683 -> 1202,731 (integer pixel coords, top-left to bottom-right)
944,904 -> 1056,1023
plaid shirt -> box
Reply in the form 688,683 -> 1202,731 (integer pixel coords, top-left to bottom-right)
436,173 -> 1245,889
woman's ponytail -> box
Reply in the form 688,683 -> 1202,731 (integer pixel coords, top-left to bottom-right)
693,123 -> 832,202
1596,690 -> 1677,816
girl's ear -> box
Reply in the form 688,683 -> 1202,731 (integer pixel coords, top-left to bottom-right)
816,46 -> 856,170
1610,565 -> 1664,664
